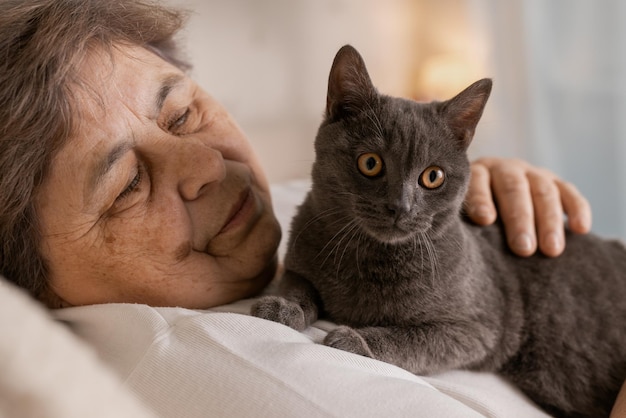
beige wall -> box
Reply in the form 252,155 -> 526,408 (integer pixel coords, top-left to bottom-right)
167,0 -> 487,182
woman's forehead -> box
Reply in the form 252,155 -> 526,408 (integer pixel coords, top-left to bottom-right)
76,45 -> 184,120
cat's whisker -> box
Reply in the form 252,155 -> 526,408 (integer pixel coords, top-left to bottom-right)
292,208 -> 348,252
421,231 -> 439,288
292,207 -> 342,237
414,234 -> 425,283
331,219 -> 360,267
419,234 -> 433,288
335,220 -> 362,278
452,235 -> 464,254
356,230 -> 364,280
317,218 -> 359,267
336,191 -> 359,198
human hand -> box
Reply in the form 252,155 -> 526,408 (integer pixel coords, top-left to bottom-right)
610,379 -> 626,418
464,157 -> 592,257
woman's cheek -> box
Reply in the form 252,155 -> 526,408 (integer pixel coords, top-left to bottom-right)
101,205 -> 191,263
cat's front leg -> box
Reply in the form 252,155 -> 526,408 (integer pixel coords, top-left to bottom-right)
252,295 -> 309,330
324,325 -> 374,358
324,322 -> 497,375
251,271 -> 321,331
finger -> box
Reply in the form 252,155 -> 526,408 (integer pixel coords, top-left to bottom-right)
527,171 -> 565,257
556,180 -> 592,234
491,166 -> 537,257
465,163 -> 497,225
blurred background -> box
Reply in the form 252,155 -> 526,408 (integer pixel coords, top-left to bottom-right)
167,0 -> 626,240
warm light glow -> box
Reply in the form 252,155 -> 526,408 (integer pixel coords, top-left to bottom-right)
414,53 -> 486,101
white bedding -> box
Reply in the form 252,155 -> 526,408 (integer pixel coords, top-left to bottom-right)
0,279 -> 156,418
55,299 -> 550,418
0,179 -> 551,417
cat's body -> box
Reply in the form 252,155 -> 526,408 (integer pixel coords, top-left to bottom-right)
251,45 -> 626,417
287,197 -> 626,416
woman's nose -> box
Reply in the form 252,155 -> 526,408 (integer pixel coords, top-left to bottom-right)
173,139 -> 226,201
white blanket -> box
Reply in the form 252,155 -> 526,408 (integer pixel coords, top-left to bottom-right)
55,298 -> 549,417
0,279 -> 155,418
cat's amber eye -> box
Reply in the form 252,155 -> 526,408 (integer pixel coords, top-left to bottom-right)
420,166 -> 445,189
357,153 -> 383,177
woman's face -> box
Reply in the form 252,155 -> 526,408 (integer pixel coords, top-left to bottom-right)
36,45 -> 281,308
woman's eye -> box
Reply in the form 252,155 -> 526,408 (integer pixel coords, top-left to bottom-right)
419,166 -> 445,189
357,152 -> 383,177
168,108 -> 190,131
116,167 -> 142,202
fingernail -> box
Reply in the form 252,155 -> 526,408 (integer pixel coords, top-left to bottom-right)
544,232 -> 562,253
512,233 -> 533,253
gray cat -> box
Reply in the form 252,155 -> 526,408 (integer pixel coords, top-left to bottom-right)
251,45 -> 626,418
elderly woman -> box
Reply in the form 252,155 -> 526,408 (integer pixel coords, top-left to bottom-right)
2,1 -> 613,417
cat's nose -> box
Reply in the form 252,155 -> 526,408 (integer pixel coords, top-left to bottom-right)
387,199 -> 411,219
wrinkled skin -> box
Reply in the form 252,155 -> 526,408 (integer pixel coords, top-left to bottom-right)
36,45 -> 281,308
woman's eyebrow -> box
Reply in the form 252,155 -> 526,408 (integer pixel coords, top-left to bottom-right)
89,141 -> 135,191
155,73 -> 186,116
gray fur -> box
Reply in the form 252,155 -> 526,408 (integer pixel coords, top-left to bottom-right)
251,45 -> 626,418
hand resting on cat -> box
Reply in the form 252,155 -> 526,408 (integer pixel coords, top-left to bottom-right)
252,45 -> 626,418
467,156 -> 592,258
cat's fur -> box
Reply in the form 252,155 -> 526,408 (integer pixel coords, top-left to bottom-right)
251,45 -> 626,417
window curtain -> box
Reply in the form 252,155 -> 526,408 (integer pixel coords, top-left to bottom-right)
473,0 -> 626,239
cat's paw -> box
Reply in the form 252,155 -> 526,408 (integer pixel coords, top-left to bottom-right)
251,296 -> 307,331
323,326 -> 374,358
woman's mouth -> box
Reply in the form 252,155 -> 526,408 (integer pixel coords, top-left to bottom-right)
218,187 -> 256,235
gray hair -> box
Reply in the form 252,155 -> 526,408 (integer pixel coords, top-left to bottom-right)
0,0 -> 189,302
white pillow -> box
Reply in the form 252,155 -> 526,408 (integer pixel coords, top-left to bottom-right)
0,278 -> 155,418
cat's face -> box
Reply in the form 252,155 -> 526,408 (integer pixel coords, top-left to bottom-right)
311,45 -> 491,244
313,97 -> 471,244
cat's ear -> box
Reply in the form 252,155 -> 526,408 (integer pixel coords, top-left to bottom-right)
325,45 -> 378,122
439,78 -> 492,150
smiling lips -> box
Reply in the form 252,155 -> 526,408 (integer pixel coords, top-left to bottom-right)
218,187 -> 256,235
